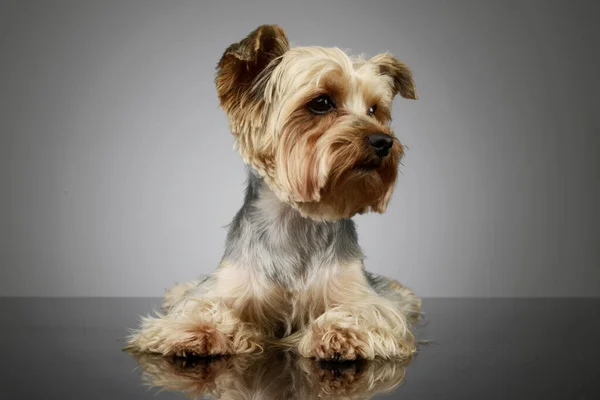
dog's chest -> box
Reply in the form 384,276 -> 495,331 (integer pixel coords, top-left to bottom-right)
227,260 -> 366,337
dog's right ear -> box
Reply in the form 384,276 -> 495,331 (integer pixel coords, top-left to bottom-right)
216,25 -> 289,118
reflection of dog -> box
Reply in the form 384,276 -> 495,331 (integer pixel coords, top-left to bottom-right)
126,24 -> 420,360
132,351 -> 410,400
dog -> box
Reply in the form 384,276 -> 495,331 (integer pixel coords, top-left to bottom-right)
126,24 -> 420,361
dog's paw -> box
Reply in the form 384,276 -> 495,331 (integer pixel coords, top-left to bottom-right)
298,315 -> 417,361
299,324 -> 371,361
126,308 -> 264,357
170,323 -> 233,357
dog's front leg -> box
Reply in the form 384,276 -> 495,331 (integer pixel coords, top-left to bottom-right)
125,266 -> 263,357
297,262 -> 417,361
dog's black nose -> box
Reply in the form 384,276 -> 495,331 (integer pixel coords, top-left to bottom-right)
367,133 -> 394,157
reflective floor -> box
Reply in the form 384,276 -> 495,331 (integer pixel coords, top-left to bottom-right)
1,298 -> 598,399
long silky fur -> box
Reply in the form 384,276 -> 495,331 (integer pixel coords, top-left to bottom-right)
126,24 -> 420,362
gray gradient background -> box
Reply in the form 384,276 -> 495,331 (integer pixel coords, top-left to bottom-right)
1,0 -> 599,297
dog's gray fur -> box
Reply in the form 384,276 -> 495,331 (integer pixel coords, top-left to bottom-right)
173,168 -> 400,304
221,168 -> 394,292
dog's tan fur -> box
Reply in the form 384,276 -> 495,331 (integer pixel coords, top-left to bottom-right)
126,24 -> 420,361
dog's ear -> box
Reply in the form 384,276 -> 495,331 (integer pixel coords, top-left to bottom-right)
369,53 -> 417,100
216,25 -> 289,114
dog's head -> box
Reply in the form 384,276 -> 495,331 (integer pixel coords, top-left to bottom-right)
216,25 -> 416,221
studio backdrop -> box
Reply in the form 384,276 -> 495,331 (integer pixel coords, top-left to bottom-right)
1,0 -> 598,297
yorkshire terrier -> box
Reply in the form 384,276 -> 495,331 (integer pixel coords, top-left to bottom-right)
126,24 -> 421,361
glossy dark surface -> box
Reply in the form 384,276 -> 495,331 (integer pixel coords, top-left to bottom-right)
1,298 -> 598,399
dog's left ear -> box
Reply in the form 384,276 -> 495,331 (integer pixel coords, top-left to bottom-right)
216,25 -> 289,116
369,54 -> 417,100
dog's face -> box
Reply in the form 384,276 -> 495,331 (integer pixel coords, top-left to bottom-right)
216,25 -> 416,221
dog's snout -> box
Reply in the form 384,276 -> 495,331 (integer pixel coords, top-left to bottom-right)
367,133 -> 394,157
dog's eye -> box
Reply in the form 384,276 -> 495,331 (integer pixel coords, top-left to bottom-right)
367,105 -> 377,115
308,95 -> 335,114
